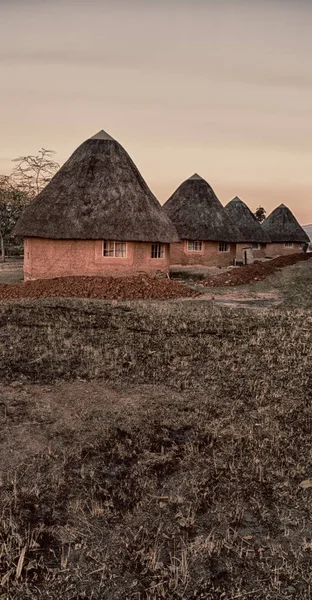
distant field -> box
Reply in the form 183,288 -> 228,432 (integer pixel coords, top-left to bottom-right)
0,263 -> 311,598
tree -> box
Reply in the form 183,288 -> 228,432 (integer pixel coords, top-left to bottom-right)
11,148 -> 59,199
0,148 -> 59,261
0,176 -> 26,262
254,206 -> 266,223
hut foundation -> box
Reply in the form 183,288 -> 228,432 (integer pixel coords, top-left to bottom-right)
24,238 -> 170,280
169,241 -> 236,267
265,242 -> 304,259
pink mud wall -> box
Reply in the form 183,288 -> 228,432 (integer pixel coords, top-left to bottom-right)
236,243 -> 267,261
23,238 -> 170,280
265,242 -> 303,258
169,240 -> 236,267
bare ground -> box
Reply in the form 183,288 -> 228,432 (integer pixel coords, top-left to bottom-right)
0,376 -> 311,599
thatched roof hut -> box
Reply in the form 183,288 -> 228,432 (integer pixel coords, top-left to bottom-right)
14,130 -> 179,243
262,204 -> 309,243
163,174 -> 241,242
225,197 -> 271,243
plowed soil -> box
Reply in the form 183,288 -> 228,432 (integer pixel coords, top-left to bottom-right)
0,274 -> 198,301
203,252 -> 312,287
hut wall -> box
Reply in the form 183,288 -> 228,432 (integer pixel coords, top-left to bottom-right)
23,238 -> 170,280
169,241 -> 236,267
265,242 -> 303,258
236,243 -> 267,261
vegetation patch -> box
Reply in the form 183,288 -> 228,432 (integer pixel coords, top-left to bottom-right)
0,296 -> 311,598
0,376 -> 311,599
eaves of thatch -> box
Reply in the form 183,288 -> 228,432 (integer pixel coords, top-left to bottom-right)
225,197 -> 271,243
163,174 -> 242,243
262,204 -> 309,243
14,130 -> 179,243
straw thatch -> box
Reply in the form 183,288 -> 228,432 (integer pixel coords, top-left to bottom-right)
225,197 -> 271,243
163,174 -> 241,242
262,204 -> 309,243
14,130 -> 179,243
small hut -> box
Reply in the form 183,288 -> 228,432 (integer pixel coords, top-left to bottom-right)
262,204 -> 309,258
225,196 -> 271,263
14,130 -> 179,280
163,174 -> 241,267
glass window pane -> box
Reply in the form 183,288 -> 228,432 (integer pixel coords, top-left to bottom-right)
115,242 -> 126,257
103,241 -> 114,256
187,240 -> 202,251
151,243 -> 164,258
104,240 -> 126,257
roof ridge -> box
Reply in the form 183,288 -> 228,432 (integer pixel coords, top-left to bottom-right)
89,130 -> 115,141
188,173 -> 204,181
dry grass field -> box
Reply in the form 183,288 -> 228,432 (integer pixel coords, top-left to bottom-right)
0,260 -> 311,599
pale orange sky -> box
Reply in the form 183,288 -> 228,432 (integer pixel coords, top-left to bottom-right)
0,0 -> 311,223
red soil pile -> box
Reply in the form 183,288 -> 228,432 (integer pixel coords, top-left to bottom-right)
203,253 -> 312,287
0,275 -> 198,301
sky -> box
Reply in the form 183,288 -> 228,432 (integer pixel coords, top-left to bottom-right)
0,0 -> 311,224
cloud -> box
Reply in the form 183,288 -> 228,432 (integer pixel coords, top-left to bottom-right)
1,48 -> 312,92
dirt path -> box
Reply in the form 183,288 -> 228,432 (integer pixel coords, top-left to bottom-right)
195,289 -> 282,309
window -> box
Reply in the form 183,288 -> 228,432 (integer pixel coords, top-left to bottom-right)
151,243 -> 164,259
219,242 -> 229,252
187,240 -> 203,252
103,240 -> 127,257
284,242 -> 293,248
252,243 -> 260,249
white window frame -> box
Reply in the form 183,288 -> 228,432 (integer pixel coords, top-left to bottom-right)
187,240 -> 203,252
218,242 -> 229,252
103,240 -> 127,258
252,243 -> 260,250
151,243 -> 164,259
284,242 -> 293,248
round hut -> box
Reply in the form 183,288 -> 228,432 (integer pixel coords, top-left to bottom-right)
163,174 -> 241,267
262,204 -> 309,258
14,130 -> 179,280
225,196 -> 271,263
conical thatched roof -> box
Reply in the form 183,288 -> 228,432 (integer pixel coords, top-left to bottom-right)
163,175 -> 241,242
262,204 -> 309,243
224,197 -> 271,243
14,130 -> 179,243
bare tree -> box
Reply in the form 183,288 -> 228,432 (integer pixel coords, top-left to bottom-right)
11,148 -> 60,200
0,148 -> 59,261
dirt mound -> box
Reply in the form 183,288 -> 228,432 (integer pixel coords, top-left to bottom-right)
0,274 -> 197,301
203,253 -> 312,287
